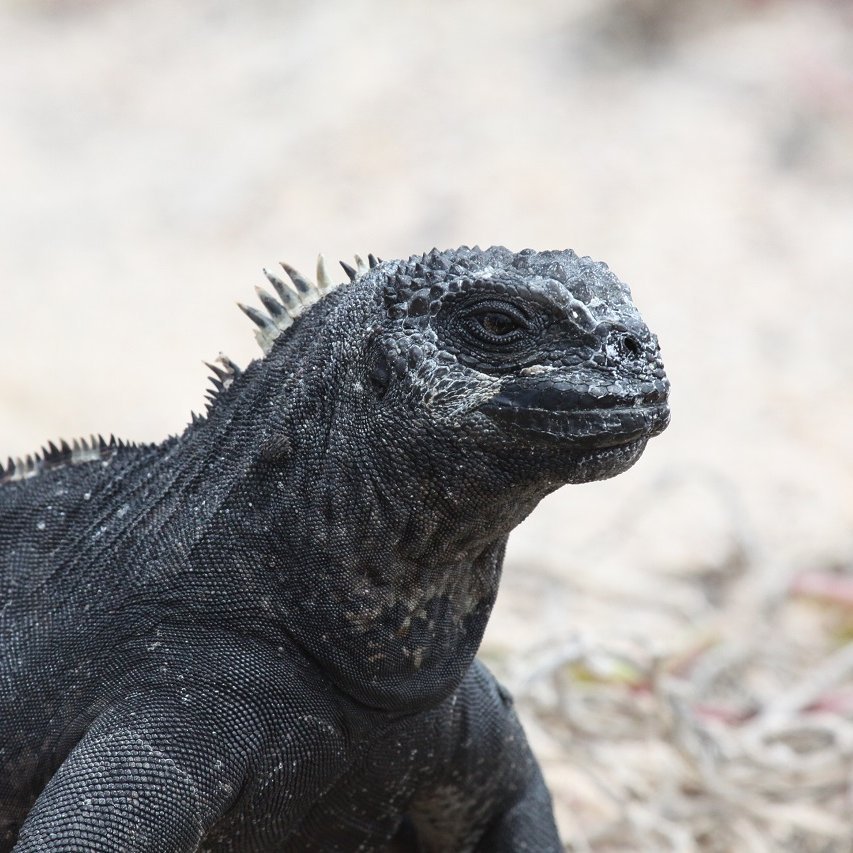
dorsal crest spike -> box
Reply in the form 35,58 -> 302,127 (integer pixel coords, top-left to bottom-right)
367,253 -> 379,269
316,254 -> 334,291
1,429 -> 144,485
339,260 -> 357,282
204,360 -> 236,389
279,262 -> 314,298
204,361 -> 227,382
263,268 -> 301,313
203,351 -> 239,404
238,302 -> 280,354
216,353 -> 240,377
238,302 -> 278,333
240,254 -> 353,355
12,455 -> 39,482
254,286 -> 290,323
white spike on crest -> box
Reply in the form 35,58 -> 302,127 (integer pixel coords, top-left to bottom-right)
239,254 -> 353,354
11,456 -> 36,482
70,443 -> 101,465
316,254 -> 334,293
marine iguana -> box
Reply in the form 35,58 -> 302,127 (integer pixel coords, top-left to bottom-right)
0,246 -> 669,852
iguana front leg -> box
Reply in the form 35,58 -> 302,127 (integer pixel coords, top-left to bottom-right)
471,770 -> 559,853
401,661 -> 562,853
13,693 -> 250,852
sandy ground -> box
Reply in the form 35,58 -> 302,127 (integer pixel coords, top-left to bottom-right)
2,0 -> 853,849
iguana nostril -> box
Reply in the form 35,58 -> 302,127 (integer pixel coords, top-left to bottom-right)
620,334 -> 642,357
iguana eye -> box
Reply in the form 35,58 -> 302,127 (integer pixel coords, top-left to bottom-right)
465,304 -> 528,345
478,312 -> 518,336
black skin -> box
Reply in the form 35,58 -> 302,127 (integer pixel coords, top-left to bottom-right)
0,246 -> 669,851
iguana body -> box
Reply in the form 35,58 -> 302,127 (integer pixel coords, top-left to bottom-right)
0,246 -> 669,851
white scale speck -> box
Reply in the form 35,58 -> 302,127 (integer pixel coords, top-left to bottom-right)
36,521 -> 46,531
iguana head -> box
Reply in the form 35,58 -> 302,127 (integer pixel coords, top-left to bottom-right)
358,245 -> 668,485
227,245 -> 669,709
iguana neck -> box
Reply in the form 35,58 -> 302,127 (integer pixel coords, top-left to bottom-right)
155,293 -> 550,711
215,422 -> 553,712
156,344 -> 544,711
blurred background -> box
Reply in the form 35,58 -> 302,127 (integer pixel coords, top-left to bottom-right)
2,0 -> 852,849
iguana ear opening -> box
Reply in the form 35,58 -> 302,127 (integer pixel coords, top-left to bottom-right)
368,347 -> 392,399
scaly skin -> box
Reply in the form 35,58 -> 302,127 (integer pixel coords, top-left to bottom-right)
0,246 -> 669,851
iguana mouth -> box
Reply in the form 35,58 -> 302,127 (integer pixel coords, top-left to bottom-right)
482,402 -> 670,448
481,380 -> 670,449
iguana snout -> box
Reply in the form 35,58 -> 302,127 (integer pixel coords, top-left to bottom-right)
480,310 -> 670,448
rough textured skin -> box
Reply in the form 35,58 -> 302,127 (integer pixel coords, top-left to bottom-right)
0,246 -> 669,852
